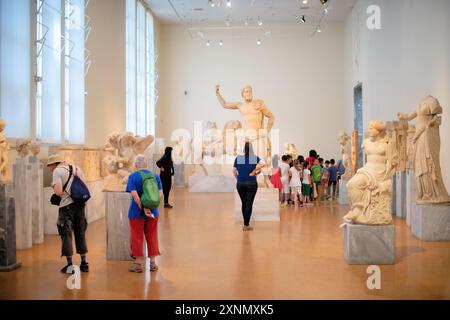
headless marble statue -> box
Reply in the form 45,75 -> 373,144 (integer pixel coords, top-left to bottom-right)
339,131 -> 353,181
398,95 -> 450,204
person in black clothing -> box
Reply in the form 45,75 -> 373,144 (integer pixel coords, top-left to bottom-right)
156,147 -> 174,209
233,142 -> 265,231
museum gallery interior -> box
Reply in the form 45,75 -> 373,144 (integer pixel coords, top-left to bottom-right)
0,0 -> 450,300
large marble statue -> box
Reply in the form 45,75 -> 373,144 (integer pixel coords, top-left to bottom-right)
398,95 -> 450,204
202,121 -> 223,161
391,121 -> 408,172
343,120 -> 398,225
0,118 -> 10,182
102,132 -> 154,191
216,84 -> 275,186
284,143 -> 298,159
173,135 -> 192,164
223,120 -> 242,156
16,139 -> 32,158
339,131 -> 353,180
406,124 -> 416,170
29,141 -> 40,157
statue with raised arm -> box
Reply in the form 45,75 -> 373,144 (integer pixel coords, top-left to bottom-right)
216,84 -> 275,187
398,95 -> 450,204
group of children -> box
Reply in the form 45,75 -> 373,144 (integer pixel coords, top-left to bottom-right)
270,151 -> 342,207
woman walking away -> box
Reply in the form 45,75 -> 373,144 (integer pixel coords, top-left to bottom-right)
156,147 -> 174,208
233,142 -> 265,231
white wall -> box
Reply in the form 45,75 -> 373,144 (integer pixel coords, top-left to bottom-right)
344,0 -> 450,189
158,22 -> 345,160
85,0 -> 127,147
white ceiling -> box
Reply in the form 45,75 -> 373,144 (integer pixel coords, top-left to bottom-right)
145,0 -> 358,25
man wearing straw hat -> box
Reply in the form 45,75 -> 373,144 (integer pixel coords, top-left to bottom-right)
47,154 -> 89,274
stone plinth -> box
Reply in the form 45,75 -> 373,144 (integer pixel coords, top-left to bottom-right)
337,180 -> 349,205
29,156 -> 44,244
342,223 -> 395,265
13,158 -> 32,249
411,203 -> 450,241
0,182 -> 21,271
234,188 -> 280,222
395,171 -> 406,218
189,175 -> 235,193
405,169 -> 416,227
105,192 -> 133,261
391,174 -> 396,215
173,162 -> 185,188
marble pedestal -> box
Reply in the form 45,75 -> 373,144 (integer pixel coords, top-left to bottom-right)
105,192 -> 132,260
342,223 -> 395,265
395,171 -> 406,218
405,169 -> 416,227
44,180 -> 105,235
0,183 -> 21,271
173,162 -> 185,188
189,175 -> 235,192
29,156 -> 44,244
234,188 -> 280,222
13,159 -> 32,249
337,180 -> 349,205
411,203 -> 450,241
391,174 -> 396,215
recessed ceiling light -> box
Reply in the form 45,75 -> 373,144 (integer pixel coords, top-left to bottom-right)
206,40 -> 211,46
317,26 -> 322,33
226,0 -> 231,7
256,39 -> 261,45
302,0 -> 308,4
257,17 -> 263,26
209,0 -> 215,7
219,40 -> 223,46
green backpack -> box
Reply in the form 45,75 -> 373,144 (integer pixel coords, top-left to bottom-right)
139,171 -> 160,208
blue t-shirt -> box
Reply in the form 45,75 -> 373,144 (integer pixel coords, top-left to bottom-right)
233,155 -> 261,183
126,170 -> 162,219
328,165 -> 338,182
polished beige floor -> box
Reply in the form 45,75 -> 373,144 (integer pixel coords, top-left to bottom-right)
1,189 -> 450,300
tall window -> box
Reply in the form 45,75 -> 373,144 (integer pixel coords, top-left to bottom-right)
0,0 -> 31,138
0,0 -> 86,143
126,0 -> 156,136
36,0 -> 62,143
64,0 -> 85,144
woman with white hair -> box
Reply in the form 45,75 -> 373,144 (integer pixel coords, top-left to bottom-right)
126,154 -> 163,273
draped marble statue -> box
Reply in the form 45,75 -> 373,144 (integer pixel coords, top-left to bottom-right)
343,120 -> 398,225
216,84 -> 275,187
16,139 -> 32,158
223,120 -> 242,156
339,131 -> 353,180
102,132 -> 154,191
406,124 -> 416,170
284,143 -> 298,159
0,118 -> 10,182
398,95 -> 450,204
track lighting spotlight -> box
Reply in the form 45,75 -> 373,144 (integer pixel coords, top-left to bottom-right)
301,15 -> 306,23
320,0 -> 328,5
226,0 -> 231,7
256,39 -> 261,45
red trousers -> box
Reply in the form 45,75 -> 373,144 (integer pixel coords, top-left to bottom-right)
129,218 -> 159,258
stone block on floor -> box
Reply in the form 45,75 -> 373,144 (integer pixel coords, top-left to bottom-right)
189,175 -> 235,192
343,223 -> 395,265
234,188 -> 280,222
411,203 -> 450,241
